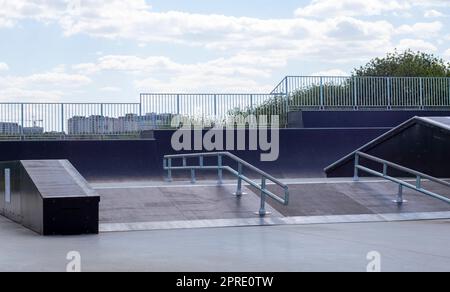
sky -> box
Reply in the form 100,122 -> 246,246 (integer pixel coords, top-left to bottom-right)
0,0 -> 449,103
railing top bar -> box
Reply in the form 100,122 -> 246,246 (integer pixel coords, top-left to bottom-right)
0,102 -> 141,105
164,152 -> 288,188
284,75 -> 450,79
356,151 -> 450,188
140,93 -> 282,96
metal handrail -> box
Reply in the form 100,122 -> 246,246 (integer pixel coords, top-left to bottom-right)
163,152 -> 289,216
354,151 -> 450,204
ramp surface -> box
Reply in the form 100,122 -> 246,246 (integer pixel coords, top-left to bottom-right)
326,116 -> 450,177
264,180 -> 450,217
97,184 -> 281,224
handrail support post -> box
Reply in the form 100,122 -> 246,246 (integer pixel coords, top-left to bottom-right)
394,184 -> 407,205
234,162 -> 247,197
353,153 -> 360,182
166,158 -> 173,182
257,177 -> 271,217
217,154 -> 223,185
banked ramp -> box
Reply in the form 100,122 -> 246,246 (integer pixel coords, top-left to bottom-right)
325,117 -> 450,178
0,160 -> 100,235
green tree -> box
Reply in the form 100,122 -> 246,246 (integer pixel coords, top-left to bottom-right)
353,50 -> 450,77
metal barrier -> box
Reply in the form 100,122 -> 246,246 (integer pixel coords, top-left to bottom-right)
353,151 -> 450,204
0,103 -> 143,139
272,76 -> 450,110
163,152 -> 289,216
1,76 -> 450,138
140,93 -> 287,126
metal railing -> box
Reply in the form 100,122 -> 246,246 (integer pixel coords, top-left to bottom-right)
140,93 -> 287,127
0,102 -> 149,139
163,152 -> 290,216
272,76 -> 450,110
1,76 -> 450,139
353,151 -> 450,204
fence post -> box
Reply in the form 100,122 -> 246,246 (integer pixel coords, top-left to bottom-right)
420,77 -> 424,110
20,103 -> 24,140
320,77 -> 324,110
353,77 -> 358,110
214,94 -> 217,119
177,94 -> 180,115
284,77 -> 289,96
387,77 -> 391,109
60,104 -> 65,138
100,103 -> 104,138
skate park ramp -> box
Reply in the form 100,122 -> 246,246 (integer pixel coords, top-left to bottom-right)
326,116 -> 450,178
93,177 -> 450,233
0,160 -> 100,235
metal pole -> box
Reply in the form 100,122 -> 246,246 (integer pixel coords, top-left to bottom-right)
353,77 -> 358,110
395,184 -> 405,204
258,177 -> 268,217
177,94 -> 180,115
387,77 -> 391,110
353,153 -> 360,181
191,169 -> 196,184
61,104 -> 65,138
167,158 -> 173,182
20,103 -> 24,140
320,77 -> 324,110
214,94 -> 217,118
416,176 -> 422,189
5,168 -> 11,203
234,162 -> 246,197
420,77 -> 424,110
217,154 -> 223,185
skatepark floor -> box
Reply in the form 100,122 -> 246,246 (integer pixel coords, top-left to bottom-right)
92,178 -> 450,232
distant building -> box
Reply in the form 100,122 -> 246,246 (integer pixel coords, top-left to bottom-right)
0,122 -> 21,135
23,127 -> 44,135
67,113 -> 170,135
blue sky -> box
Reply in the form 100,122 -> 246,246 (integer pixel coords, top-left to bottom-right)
0,0 -> 449,103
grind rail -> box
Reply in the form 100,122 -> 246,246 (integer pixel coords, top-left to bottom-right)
354,151 -> 450,204
163,152 -> 289,216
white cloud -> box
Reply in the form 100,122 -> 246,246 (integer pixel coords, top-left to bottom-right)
311,69 -> 349,76
294,0 -> 412,18
0,0 -> 448,96
0,66 -> 91,102
395,39 -> 438,52
424,9 -> 445,18
444,49 -> 450,60
75,54 -> 283,92
0,62 -> 9,71
396,21 -> 442,38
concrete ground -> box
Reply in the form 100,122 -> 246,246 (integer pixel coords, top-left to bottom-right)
1,215 -> 449,272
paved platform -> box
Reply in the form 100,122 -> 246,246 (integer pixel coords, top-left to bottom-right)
1,215 -> 449,272
265,180 -> 450,217
93,178 -> 450,232
98,184 -> 281,224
